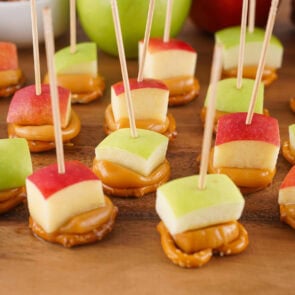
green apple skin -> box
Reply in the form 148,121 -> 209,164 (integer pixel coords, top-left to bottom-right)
76,0 -> 192,58
0,138 -> 32,190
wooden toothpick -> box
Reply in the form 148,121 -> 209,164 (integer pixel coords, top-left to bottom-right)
237,0 -> 249,89
70,0 -> 76,54
43,7 -> 65,174
138,0 -> 156,82
30,0 -> 41,95
163,0 -> 173,43
246,0 -> 279,125
111,0 -> 137,138
248,0 -> 256,33
198,44 -> 222,190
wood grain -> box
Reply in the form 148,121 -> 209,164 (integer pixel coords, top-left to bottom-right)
1,2 -> 295,294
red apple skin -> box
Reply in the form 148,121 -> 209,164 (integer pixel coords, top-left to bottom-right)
7,84 -> 70,128
0,42 -> 18,71
27,161 -> 99,200
141,38 -> 196,53
280,166 -> 295,189
215,112 -> 280,146
190,0 -> 272,33
112,78 -> 168,96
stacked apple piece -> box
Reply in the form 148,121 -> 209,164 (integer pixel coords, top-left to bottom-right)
282,124 -> 295,165
0,138 -> 32,214
0,42 -> 25,97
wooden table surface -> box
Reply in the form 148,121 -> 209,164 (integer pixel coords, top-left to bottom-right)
1,2 -> 295,294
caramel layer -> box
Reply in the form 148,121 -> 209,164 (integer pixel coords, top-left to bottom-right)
0,187 -> 26,214
29,196 -> 118,248
8,110 -> 81,142
162,77 -> 200,106
173,221 -> 240,254
104,104 -> 177,140
93,159 -> 170,197
0,70 -> 25,97
222,66 -> 277,86
280,204 -> 295,230
208,148 -> 275,193
44,74 -> 105,103
157,221 -> 249,268
282,140 -> 295,165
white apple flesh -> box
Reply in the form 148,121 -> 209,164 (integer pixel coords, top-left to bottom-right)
26,161 -> 105,233
139,38 -> 197,80
111,78 -> 169,122
95,128 -> 168,177
214,113 -> 280,170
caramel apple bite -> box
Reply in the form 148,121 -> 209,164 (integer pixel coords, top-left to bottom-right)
156,174 -> 248,268
0,42 -> 25,97
6,84 -> 81,152
138,38 -> 199,106
104,78 -> 177,140
209,112 -> 280,194
44,42 -> 105,103
26,161 -> 118,247
93,128 -> 170,197
0,138 -> 32,214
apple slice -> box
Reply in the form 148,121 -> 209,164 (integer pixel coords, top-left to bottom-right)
0,42 -> 18,71
0,138 -> 32,191
289,124 -> 295,155
215,27 -> 283,70
139,38 -> 197,79
156,174 -> 244,235
279,166 -> 295,205
204,78 -> 264,114
7,84 -> 71,128
26,161 -> 105,233
55,42 -> 97,77
111,78 -> 169,122
95,128 -> 168,177
213,113 -> 280,170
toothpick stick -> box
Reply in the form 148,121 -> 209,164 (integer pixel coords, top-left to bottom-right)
30,0 -> 41,95
43,7 -> 65,174
70,0 -> 76,54
198,44 -> 222,190
237,0 -> 249,89
138,0 -> 156,82
248,0 -> 256,33
246,0 -> 279,125
163,0 -> 173,43
111,0 -> 137,138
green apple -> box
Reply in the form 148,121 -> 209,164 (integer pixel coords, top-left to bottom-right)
0,138 -> 32,190
215,27 -> 283,70
55,42 -> 97,76
95,128 -> 168,176
156,174 -> 244,235
76,0 -> 192,58
204,78 -> 264,113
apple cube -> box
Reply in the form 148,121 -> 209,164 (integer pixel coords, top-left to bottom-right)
95,128 -> 168,177
279,166 -> 295,205
26,161 -> 105,233
213,113 -> 280,170
111,78 -> 169,122
215,27 -> 283,70
7,84 -> 71,128
0,42 -> 18,71
204,78 -> 264,114
156,174 -> 244,235
139,38 -> 197,80
0,138 -> 32,191
289,124 -> 295,154
55,42 -> 97,77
